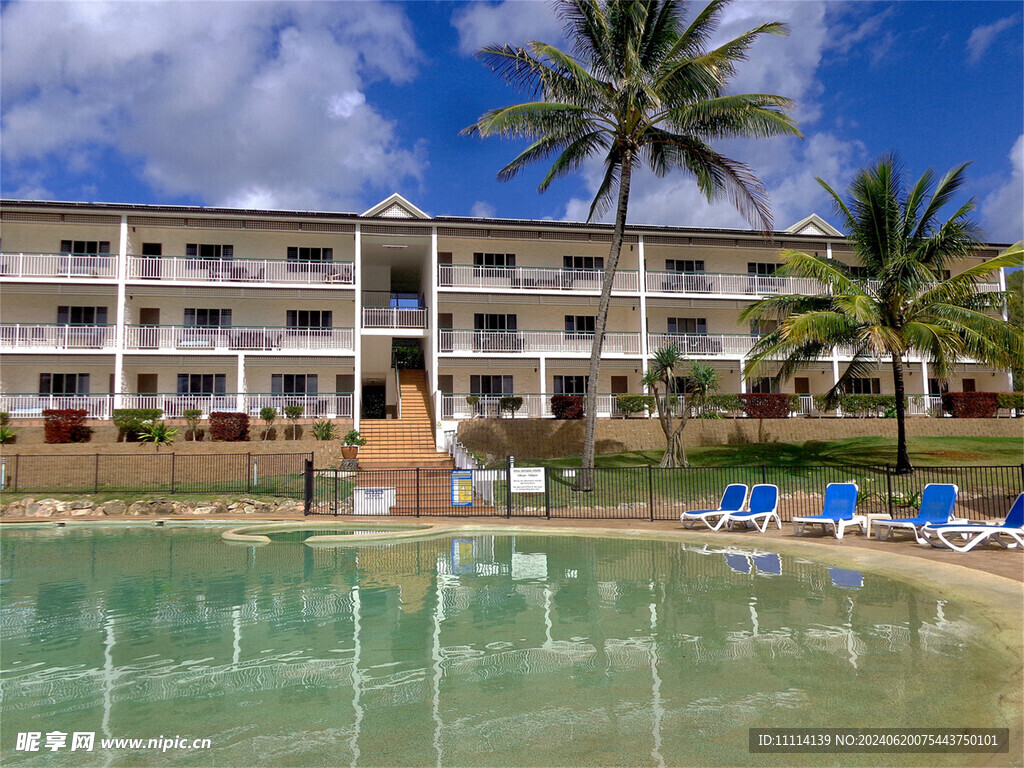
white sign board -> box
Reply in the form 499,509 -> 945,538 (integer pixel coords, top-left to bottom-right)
510,467 -> 546,493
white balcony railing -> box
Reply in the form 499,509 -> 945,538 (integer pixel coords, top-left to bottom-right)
0,324 -> 116,350
441,393 -> 626,420
646,271 -> 825,296
0,253 -> 119,280
118,393 -> 353,419
362,307 -> 428,329
439,264 -> 640,293
125,256 -> 354,285
440,329 -> 641,356
0,394 -> 113,419
243,393 -> 354,419
123,325 -> 355,352
647,332 -> 755,356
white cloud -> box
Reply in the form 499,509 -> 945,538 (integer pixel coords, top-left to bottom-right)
470,201 -> 497,218
966,14 -> 1020,65
0,1 -> 426,210
980,135 -> 1024,243
452,0 -> 564,56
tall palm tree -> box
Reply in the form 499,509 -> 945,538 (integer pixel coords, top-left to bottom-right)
742,154 -> 1024,473
642,344 -> 688,466
464,0 -> 800,489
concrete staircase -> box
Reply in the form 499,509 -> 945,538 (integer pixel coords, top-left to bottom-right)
357,370 -> 453,470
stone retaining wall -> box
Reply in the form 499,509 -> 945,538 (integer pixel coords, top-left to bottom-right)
457,417 -> 1024,460
1,497 -> 303,518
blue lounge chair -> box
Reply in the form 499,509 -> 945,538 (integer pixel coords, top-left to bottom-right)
922,493 -> 1024,552
873,483 -> 959,543
680,484 -> 748,531
723,484 -> 781,533
792,483 -> 863,539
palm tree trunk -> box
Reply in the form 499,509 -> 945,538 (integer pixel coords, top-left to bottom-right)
891,354 -> 913,473
575,150 -> 634,492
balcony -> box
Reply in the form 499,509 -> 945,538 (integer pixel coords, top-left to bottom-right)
441,393 -> 626,420
0,252 -> 118,280
119,393 -> 353,418
1,324 -> 116,350
647,332 -> 756,356
646,270 -> 1001,297
439,264 -> 640,293
0,394 -> 114,420
125,255 -> 354,286
439,329 -> 641,356
123,325 -> 355,352
362,291 -> 427,329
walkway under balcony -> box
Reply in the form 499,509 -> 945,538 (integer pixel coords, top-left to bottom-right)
362,291 -> 428,330
0,253 -> 118,280
439,329 -> 641,356
1,324 -> 116,351
123,325 -> 355,353
125,255 -> 354,286
439,264 -> 639,293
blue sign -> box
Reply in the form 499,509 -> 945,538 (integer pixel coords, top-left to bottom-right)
451,470 -> 473,507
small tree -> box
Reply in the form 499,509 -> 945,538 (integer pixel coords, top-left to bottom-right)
688,362 -> 720,418
499,395 -> 524,418
642,345 -> 690,467
137,419 -> 179,451
259,406 -> 277,441
283,405 -> 303,440
183,409 -> 203,441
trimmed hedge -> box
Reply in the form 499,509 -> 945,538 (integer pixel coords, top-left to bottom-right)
997,392 -> 1024,413
942,392 -> 999,418
112,408 -> 164,441
209,411 -> 250,441
615,394 -> 653,416
43,409 -> 92,443
704,394 -> 744,413
738,393 -> 797,419
551,394 -> 584,419
498,396 -> 524,415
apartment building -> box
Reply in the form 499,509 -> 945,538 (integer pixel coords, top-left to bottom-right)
0,194 -> 1010,448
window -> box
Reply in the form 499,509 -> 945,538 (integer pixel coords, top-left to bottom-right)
286,246 -> 333,262
563,255 -> 604,270
57,306 -> 107,325
177,374 -> 226,394
962,378 -> 976,393
286,310 -> 332,328
928,378 -> 948,396
60,240 -> 110,255
473,253 -> 515,267
185,243 -> 233,260
553,375 -> 588,394
470,375 -> 513,395
473,313 -> 517,331
40,373 -> 89,394
749,319 -> 778,336
666,259 -> 704,272
565,315 -> 595,333
844,378 -> 881,395
748,262 -> 778,275
272,374 -> 318,395
748,377 -> 778,394
184,308 -> 232,327
667,317 -> 706,334
847,265 -> 870,279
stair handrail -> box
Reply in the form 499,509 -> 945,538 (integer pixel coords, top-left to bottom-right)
444,429 -> 484,470
390,348 -> 402,420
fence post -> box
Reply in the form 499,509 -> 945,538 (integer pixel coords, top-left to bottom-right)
760,465 -> 767,485
416,468 -> 421,517
247,452 -> 253,492
170,453 -> 176,495
647,465 -> 654,521
885,463 -> 894,518
12,455 -> 17,493
94,454 -> 100,494
505,456 -> 513,519
303,459 -> 313,515
333,468 -> 339,517
544,467 -> 551,519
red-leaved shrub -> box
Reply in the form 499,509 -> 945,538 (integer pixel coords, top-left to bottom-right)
209,411 -> 250,441
43,409 -> 92,443
941,392 -> 999,418
551,395 -> 584,419
738,393 -> 795,419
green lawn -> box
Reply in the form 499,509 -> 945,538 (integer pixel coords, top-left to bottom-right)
504,436 -> 1023,469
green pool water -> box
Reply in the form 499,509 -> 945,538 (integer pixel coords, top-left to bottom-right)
0,526 -> 1015,767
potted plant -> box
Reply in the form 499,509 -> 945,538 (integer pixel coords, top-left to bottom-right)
342,429 -> 366,459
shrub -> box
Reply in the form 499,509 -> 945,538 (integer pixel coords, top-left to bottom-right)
0,424 -> 15,444
703,394 -> 744,415
259,406 -> 277,440
738,393 -> 796,419
0,412 -> 9,427
498,395 -> 524,417
615,394 -> 653,416
137,420 -> 179,450
283,405 -> 303,439
209,411 -> 250,441
182,409 -> 203,441
343,429 -> 366,447
311,420 -> 337,440
551,394 -> 584,419
997,392 -> 1024,414
43,409 -> 92,443
942,392 -> 999,418
112,408 -> 163,441
841,395 -> 896,417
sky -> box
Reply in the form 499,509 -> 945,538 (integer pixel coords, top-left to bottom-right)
1,0 -> 1022,243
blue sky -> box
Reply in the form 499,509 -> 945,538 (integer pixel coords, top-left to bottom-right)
1,1 -> 1021,242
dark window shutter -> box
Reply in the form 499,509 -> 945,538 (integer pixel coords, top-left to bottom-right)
595,257 -> 604,269
473,253 -> 483,266
271,374 -> 282,394
57,306 -> 69,324
77,374 -> 90,394
177,374 -> 189,394
323,248 -> 333,261
96,307 -> 108,325
506,254 -> 515,267
214,374 -> 226,395
307,374 -> 318,395
186,244 -> 198,257
60,240 -> 72,254
696,261 -> 705,272
184,308 -> 196,326
563,255 -> 573,269
220,309 -> 231,328
323,311 -> 332,328
667,318 -> 677,333
474,313 -> 484,330
287,247 -> 298,260
697,318 -> 707,334
506,314 -> 517,330
98,242 -> 111,254
39,373 -> 52,394
470,375 -> 480,394
287,310 -> 297,327
222,245 -> 233,260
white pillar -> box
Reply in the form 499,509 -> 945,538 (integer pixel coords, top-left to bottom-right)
430,226 -> 441,448
236,354 -> 246,413
113,215 -> 129,411
353,224 -> 362,431
739,374 -> 747,394
538,356 -> 547,417
831,355 -> 841,416
920,360 -> 929,396
637,235 -> 649,381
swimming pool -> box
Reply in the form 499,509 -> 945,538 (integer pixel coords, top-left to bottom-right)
0,524 -> 1018,766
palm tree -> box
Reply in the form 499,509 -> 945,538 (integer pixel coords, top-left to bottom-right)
642,344 -> 686,466
742,155 -> 1024,473
464,0 -> 800,489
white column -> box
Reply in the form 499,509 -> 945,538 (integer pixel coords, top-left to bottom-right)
831,355 -> 841,416
353,224 -> 362,431
920,360 -> 929,396
739,375 -> 747,394
113,216 -> 129,410
999,267 -> 1008,321
826,241 -> 833,260
637,235 -> 649,380
430,226 -> 441,448
538,356 -> 547,417
236,354 -> 246,413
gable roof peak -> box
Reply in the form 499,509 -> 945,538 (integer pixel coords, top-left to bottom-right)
784,213 -> 843,237
361,193 -> 430,220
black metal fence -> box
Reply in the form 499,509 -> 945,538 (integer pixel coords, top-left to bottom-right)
1,452 -> 313,496
305,462 -> 1024,523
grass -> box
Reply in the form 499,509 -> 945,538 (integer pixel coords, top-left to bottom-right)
502,436 -> 1023,469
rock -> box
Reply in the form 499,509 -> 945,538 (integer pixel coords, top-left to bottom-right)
192,505 -> 217,516
127,501 -> 151,516
69,499 -> 96,510
28,499 -> 66,517
126,499 -> 174,516
242,504 -> 256,515
69,506 -> 96,517
100,500 -> 127,516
